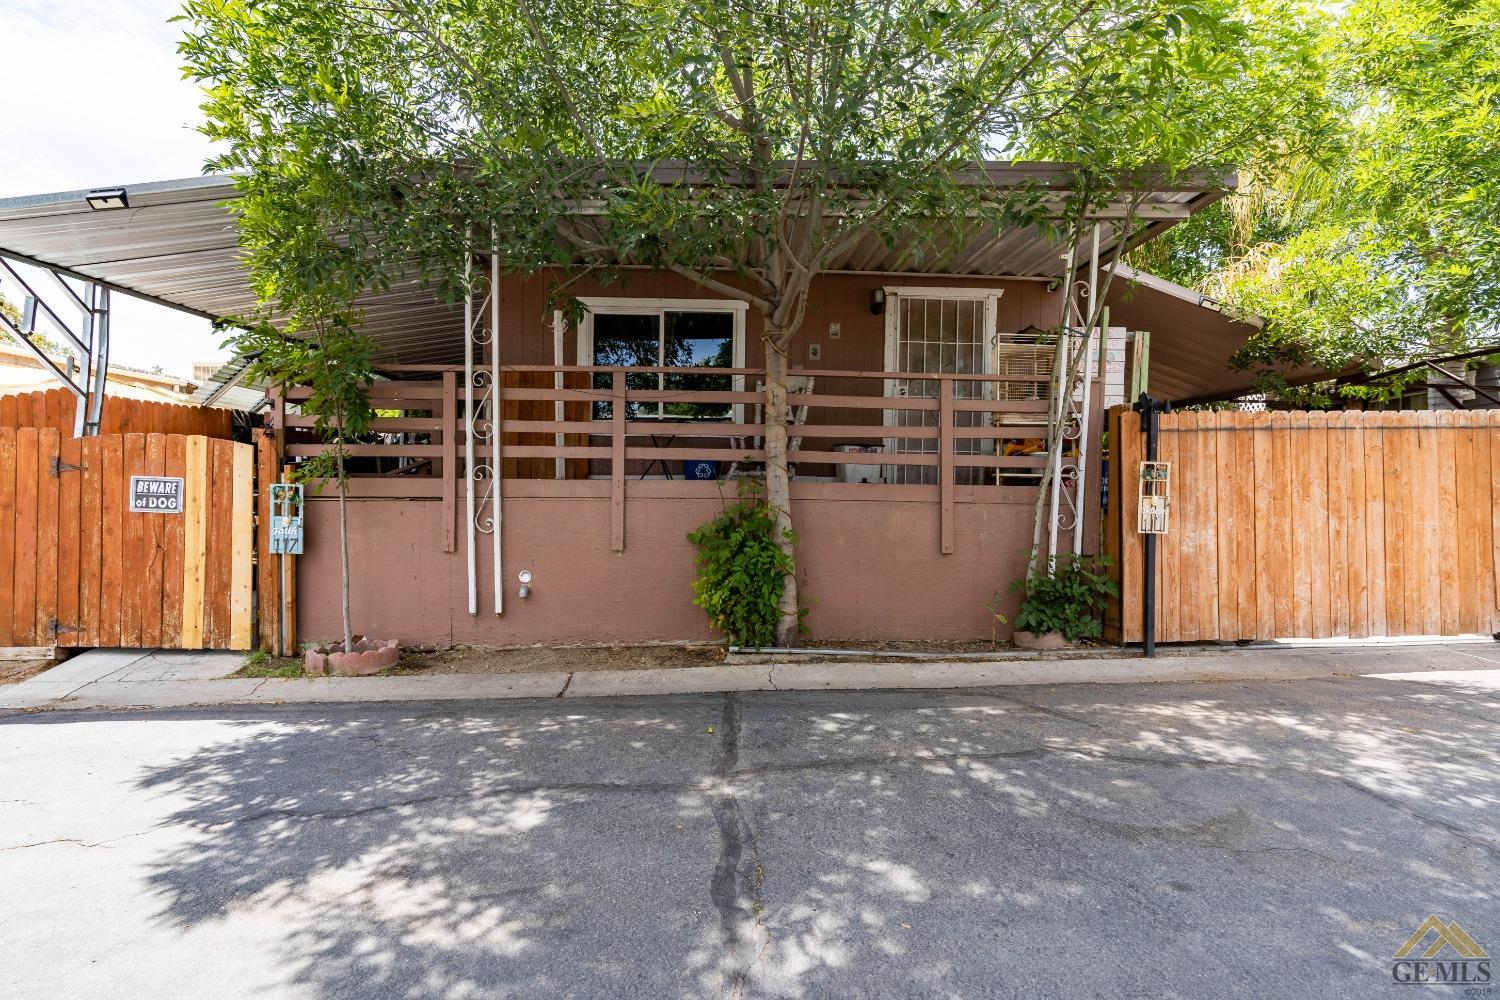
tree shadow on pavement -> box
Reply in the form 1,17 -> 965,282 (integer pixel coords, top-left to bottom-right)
111,671 -> 1500,999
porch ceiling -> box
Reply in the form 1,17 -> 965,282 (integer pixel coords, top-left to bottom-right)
1103,264 -> 1336,402
0,166 -> 1228,366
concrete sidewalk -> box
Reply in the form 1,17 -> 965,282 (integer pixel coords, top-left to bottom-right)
3,640 -> 1499,712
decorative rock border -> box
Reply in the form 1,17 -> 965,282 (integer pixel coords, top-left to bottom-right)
304,637 -> 401,677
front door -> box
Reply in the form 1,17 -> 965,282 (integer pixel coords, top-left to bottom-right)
882,290 -> 1001,485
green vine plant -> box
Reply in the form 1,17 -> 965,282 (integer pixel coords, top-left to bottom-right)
1004,554 -> 1120,644
688,480 -> 806,649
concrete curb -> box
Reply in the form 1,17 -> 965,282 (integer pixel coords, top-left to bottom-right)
2,642 -> 1497,712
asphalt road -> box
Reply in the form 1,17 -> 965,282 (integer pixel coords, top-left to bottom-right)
1,669 -> 1497,999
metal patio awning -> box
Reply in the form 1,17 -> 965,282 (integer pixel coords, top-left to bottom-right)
1102,263 -> 1334,403
0,166 -> 1231,367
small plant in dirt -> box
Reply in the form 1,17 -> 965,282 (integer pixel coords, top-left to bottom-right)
1006,555 -> 1119,643
985,591 -> 1010,649
233,651 -> 307,679
688,481 -> 805,648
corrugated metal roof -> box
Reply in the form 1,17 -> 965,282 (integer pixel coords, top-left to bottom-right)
188,353 -> 271,412
0,168 -> 1227,366
1103,264 -> 1329,402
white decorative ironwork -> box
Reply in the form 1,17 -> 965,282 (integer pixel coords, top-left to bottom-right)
463,240 -> 505,616
1044,224 -> 1104,567
472,461 -> 497,533
469,370 -> 495,445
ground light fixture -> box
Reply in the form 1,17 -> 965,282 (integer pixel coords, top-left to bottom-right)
85,187 -> 128,210
518,569 -> 533,599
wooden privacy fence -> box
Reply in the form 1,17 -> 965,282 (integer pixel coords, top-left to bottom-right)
0,386 -> 234,438
0,428 -> 255,649
1108,408 -> 1500,643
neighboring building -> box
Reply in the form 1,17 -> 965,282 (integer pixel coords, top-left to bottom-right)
190,357 -> 272,412
0,336 -> 197,404
191,360 -> 224,384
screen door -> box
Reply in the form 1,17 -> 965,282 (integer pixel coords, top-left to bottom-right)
883,292 -> 999,485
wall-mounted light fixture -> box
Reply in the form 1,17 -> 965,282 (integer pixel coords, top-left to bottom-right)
85,187 -> 128,211
870,288 -> 886,315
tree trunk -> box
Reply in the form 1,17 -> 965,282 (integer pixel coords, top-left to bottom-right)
762,336 -> 800,646
335,433 -> 354,655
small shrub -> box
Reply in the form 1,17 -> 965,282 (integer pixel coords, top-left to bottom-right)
688,483 -> 802,647
1007,555 -> 1120,643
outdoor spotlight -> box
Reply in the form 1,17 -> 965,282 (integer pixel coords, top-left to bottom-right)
518,568 -> 533,599
85,187 -> 128,211
870,288 -> 886,315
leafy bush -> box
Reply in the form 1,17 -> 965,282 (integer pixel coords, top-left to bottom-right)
1008,555 -> 1120,643
688,484 -> 802,647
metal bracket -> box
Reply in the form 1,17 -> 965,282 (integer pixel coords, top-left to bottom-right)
47,619 -> 81,640
49,455 -> 84,477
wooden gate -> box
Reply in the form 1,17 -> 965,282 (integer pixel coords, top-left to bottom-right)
1107,408 -> 1500,643
0,429 -> 255,650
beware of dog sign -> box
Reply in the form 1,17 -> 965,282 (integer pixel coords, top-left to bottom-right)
130,476 -> 184,514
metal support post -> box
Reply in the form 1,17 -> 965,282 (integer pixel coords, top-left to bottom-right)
1135,392 -> 1165,658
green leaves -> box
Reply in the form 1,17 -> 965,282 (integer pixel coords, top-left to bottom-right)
1138,0 -> 1500,395
226,315 -> 378,486
177,0 -> 1268,332
1007,555 -> 1120,643
687,485 -> 803,648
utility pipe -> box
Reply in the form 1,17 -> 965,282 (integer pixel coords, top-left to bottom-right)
1072,223 -> 1102,557
490,247 -> 504,616
1136,393 -> 1161,658
463,239 -> 477,616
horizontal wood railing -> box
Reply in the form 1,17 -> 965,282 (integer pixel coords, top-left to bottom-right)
278,365 -> 1060,554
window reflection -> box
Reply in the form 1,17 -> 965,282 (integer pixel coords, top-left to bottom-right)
589,309 -> 734,420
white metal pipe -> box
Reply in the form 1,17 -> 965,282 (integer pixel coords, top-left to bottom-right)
1072,223 -> 1102,557
74,283 -> 95,436
1043,243 -> 1077,569
463,244 -> 477,616
1045,331 -> 1067,566
86,287 -> 110,433
490,248 -> 503,616
552,311 -> 566,480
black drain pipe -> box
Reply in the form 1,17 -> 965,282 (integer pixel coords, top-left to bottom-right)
1135,394 -> 1166,658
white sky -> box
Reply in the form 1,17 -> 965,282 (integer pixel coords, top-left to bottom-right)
0,0 -> 228,379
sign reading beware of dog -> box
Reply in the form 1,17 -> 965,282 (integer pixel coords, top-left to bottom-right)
130,475 -> 185,514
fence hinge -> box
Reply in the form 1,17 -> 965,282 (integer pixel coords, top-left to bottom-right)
49,455 -> 83,478
47,619 -> 82,640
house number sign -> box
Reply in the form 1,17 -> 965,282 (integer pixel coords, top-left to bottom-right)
1138,461 -> 1171,534
269,483 -> 305,555
130,476 -> 184,514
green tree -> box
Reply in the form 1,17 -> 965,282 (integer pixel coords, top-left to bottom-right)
0,293 -> 65,355
180,0 -> 1320,643
1136,0 -> 1500,397
233,319 -> 377,654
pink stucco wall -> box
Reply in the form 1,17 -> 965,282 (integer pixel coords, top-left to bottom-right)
296,484 -> 1040,647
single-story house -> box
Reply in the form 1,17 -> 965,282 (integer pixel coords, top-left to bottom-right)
0,167 -> 1319,648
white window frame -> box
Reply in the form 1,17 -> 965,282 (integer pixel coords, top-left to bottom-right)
576,297 -> 749,420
